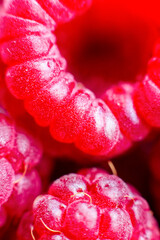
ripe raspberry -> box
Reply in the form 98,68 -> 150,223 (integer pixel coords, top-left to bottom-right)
0,105 -> 43,239
1,0 -> 160,158
0,107 -> 42,173
17,168 -> 160,240
0,83 -> 96,163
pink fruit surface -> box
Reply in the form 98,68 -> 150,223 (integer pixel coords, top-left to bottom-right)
0,113 -> 15,156
0,1 -> 160,239
0,158 -> 14,205
4,169 -> 41,218
1,0 -> 160,158
0,106 -> 43,238
17,168 -> 159,240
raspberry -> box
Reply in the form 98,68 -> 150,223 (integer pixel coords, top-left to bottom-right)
1,0 -> 160,158
17,168 -> 160,240
0,105 -> 43,239
0,83 -> 91,163
0,0 -> 119,156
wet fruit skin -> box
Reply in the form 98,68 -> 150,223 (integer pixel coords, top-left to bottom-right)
17,168 -> 159,240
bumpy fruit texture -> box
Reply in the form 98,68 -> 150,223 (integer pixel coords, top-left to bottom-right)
0,105 -> 42,237
0,0 -> 160,159
3,0 -> 91,26
102,83 -> 151,157
134,76 -> 160,128
17,168 -> 159,240
133,38 -> 160,128
0,107 -> 42,172
0,82 -> 107,164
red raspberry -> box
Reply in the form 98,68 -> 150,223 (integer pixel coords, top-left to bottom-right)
1,0 -> 160,158
17,168 -> 159,240
0,106 -> 43,238
0,83 -> 97,163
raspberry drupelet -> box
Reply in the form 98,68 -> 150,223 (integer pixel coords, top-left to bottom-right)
17,168 -> 160,240
1,0 -> 160,158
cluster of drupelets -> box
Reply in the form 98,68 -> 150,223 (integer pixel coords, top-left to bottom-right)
0,0 -> 160,239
